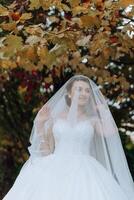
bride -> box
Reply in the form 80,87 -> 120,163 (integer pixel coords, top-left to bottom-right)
3,75 -> 134,200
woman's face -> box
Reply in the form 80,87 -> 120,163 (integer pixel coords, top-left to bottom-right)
69,80 -> 90,106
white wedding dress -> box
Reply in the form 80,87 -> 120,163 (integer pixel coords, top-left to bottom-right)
3,118 -> 129,200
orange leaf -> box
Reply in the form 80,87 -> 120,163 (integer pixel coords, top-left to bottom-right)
119,0 -> 134,7
80,15 -> 100,28
11,12 -> 21,21
72,5 -> 88,16
103,47 -> 111,59
70,0 -> 80,8
26,46 -> 37,61
0,22 -> 16,31
0,59 -> 17,69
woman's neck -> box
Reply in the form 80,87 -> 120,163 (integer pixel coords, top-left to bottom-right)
77,106 -> 86,118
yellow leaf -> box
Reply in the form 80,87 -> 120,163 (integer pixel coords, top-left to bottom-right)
104,1 -> 112,8
28,0 -> 41,10
65,39 -> 76,51
37,46 -> 48,63
52,36 -> 76,51
25,25 -> 44,36
17,57 -> 37,70
76,35 -> 91,46
61,3 -> 71,12
39,0 -> 52,9
1,46 -> 15,57
25,35 -> 41,45
37,46 -> 57,67
37,0 -> 61,10
0,5 -> 9,16
46,53 -> 57,67
0,37 -> 6,48
44,76 -> 53,83
72,6 -> 88,16
49,16 -> 60,23
19,13 -> 33,23
4,35 -> 23,51
7,2 -> 17,9
18,86 -> 27,94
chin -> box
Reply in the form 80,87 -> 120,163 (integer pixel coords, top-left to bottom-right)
78,102 -> 87,106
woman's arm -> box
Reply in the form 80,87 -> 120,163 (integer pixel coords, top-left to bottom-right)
90,116 -> 103,136
39,124 -> 55,156
47,125 -> 55,153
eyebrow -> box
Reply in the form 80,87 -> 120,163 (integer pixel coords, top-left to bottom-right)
77,86 -> 90,90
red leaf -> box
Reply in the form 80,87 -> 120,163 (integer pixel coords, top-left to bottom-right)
11,12 -> 21,21
109,36 -> 118,44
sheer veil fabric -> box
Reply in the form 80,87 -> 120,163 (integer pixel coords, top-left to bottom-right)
28,75 -> 134,199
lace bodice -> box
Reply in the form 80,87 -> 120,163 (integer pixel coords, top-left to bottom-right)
52,119 -> 94,156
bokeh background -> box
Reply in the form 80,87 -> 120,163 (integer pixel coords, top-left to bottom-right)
0,0 -> 134,199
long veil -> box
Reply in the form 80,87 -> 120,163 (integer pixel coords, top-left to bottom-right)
28,75 -> 134,199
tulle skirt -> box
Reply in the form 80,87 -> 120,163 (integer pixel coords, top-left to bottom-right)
3,153 -> 129,200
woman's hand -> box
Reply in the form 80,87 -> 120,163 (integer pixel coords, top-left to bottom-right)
43,106 -> 51,121
36,105 -> 51,122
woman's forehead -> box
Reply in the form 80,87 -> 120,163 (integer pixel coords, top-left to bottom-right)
72,81 -> 90,89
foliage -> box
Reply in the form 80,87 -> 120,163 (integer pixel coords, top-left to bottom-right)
0,0 -> 134,75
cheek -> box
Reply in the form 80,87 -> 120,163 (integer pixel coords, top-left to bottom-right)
70,87 -> 78,96
85,94 -> 90,101
87,93 -> 90,98
70,91 -> 75,99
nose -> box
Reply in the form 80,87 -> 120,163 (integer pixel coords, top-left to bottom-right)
79,92 -> 86,98
80,89 -> 86,95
